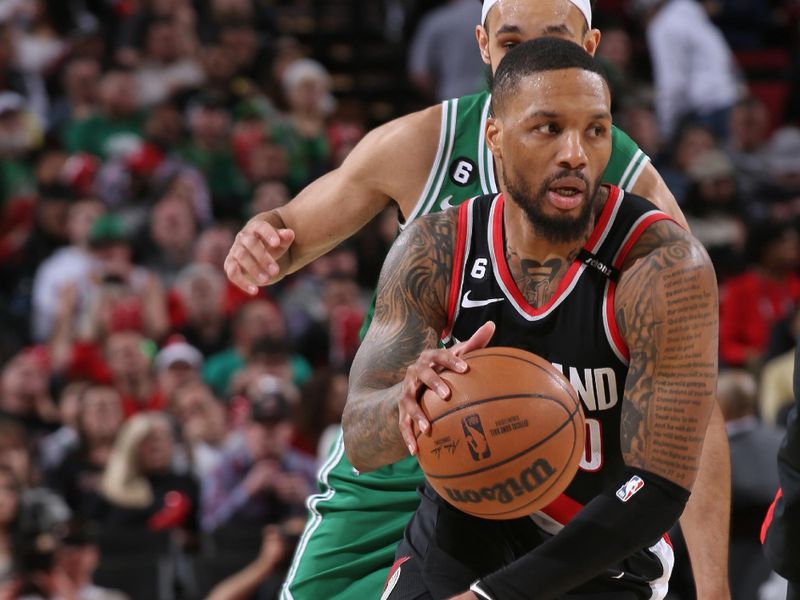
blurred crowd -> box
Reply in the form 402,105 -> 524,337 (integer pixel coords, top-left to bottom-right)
0,0 -> 796,598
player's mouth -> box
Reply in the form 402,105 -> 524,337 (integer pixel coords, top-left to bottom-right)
546,177 -> 586,211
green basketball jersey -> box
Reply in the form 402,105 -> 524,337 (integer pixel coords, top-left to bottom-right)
281,91 -> 651,600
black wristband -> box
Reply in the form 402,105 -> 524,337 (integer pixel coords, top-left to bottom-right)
478,468 -> 689,600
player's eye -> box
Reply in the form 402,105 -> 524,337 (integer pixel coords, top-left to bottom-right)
534,122 -> 560,135
587,124 -> 607,137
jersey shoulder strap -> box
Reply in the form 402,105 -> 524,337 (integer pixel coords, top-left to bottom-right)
603,127 -> 650,192
407,92 -> 495,225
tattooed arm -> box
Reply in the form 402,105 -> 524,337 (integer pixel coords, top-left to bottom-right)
470,222 -> 719,600
616,219 -> 719,489
341,210 -> 456,472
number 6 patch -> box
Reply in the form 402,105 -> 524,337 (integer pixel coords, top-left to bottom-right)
449,157 -> 477,186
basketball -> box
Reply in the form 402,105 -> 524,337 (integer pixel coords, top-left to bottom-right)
416,346 -> 585,520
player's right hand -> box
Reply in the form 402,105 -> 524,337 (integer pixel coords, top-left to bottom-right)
224,214 -> 295,295
398,321 -> 495,457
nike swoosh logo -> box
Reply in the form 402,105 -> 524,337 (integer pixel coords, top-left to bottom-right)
440,195 -> 456,210
461,290 -> 505,309
611,571 -> 625,579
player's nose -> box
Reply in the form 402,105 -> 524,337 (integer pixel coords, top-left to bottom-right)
555,129 -> 588,171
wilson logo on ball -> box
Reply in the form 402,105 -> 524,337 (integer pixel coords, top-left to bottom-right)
442,457 -> 556,505
462,414 -> 491,461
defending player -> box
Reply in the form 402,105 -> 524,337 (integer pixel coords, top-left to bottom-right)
225,1 -> 731,597
343,37 -> 718,599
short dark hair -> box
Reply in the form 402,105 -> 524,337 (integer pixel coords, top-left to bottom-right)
491,37 -> 607,115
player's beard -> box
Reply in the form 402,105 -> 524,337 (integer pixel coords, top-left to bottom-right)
502,167 -> 600,244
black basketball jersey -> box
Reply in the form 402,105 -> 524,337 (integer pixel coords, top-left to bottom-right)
440,185 -> 671,535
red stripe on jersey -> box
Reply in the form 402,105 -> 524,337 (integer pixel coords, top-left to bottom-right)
492,185 -> 623,318
761,487 -> 783,544
605,212 -> 674,361
383,555 -> 411,591
613,213 -> 674,270
541,493 -> 585,524
442,200 -> 471,339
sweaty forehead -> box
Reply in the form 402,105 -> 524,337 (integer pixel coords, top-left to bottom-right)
486,0 -> 584,39
500,70 -> 610,117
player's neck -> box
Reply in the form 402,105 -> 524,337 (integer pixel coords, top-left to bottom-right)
502,188 -> 608,309
502,186 -> 607,262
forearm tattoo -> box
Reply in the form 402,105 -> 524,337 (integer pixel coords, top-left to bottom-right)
616,220 -> 719,490
342,210 -> 456,470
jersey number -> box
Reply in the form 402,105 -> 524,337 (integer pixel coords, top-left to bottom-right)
579,418 -> 603,472
470,258 -> 488,279
449,157 -> 477,186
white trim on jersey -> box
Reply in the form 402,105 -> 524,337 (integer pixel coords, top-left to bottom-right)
588,189 -> 625,253
404,99 -> 458,227
626,152 -> 650,191
441,198 -> 475,346
280,430 -> 346,600
477,95 -> 493,195
487,195 -> 620,322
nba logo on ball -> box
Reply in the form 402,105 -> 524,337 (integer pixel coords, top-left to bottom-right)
462,414 -> 491,461
616,475 -> 644,502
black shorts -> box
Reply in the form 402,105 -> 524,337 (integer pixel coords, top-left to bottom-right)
382,485 -> 667,600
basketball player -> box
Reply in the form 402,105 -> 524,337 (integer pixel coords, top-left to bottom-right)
762,347 -> 800,600
342,37 -> 718,599
225,1 -> 730,597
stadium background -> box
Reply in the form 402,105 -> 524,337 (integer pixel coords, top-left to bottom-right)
0,0 -> 798,598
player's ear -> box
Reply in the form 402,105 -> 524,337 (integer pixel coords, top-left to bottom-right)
476,25 -> 491,65
583,29 -> 601,57
486,117 -> 502,160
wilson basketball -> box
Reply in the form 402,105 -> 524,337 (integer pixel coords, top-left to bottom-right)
416,346 -> 584,520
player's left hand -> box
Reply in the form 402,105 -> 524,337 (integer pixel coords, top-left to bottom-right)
398,321 -> 495,457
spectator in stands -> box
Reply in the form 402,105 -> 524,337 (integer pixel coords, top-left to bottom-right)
170,381 -> 228,479
0,348 -> 57,438
249,179 -> 290,217
174,264 -> 230,357
227,336 -> 309,397
203,299 -> 287,396
141,195 -> 198,286
408,0 -> 484,102
273,58 -> 334,193
153,338 -> 204,403
45,385 -> 124,519
720,221 -> 800,369
201,375 -> 315,532
726,96 -> 770,199
104,331 -> 163,416
97,412 -> 199,537
134,17 -> 204,108
657,123 -> 717,206
39,381 -> 87,471
50,523 -> 128,600
594,23 -> 637,113
634,0 -> 740,141
63,68 -> 145,159
47,56 -> 100,134
683,149 -> 747,280
757,126 -> 800,222
618,100 -> 662,162
193,225 -> 234,273
181,98 -> 248,219
0,91 -> 43,205
76,214 -> 169,343
31,197 -> 104,342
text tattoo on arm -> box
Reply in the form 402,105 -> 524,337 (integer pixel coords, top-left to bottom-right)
616,220 -> 718,490
342,211 -> 456,469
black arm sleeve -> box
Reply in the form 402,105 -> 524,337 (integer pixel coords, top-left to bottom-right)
476,469 -> 690,600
